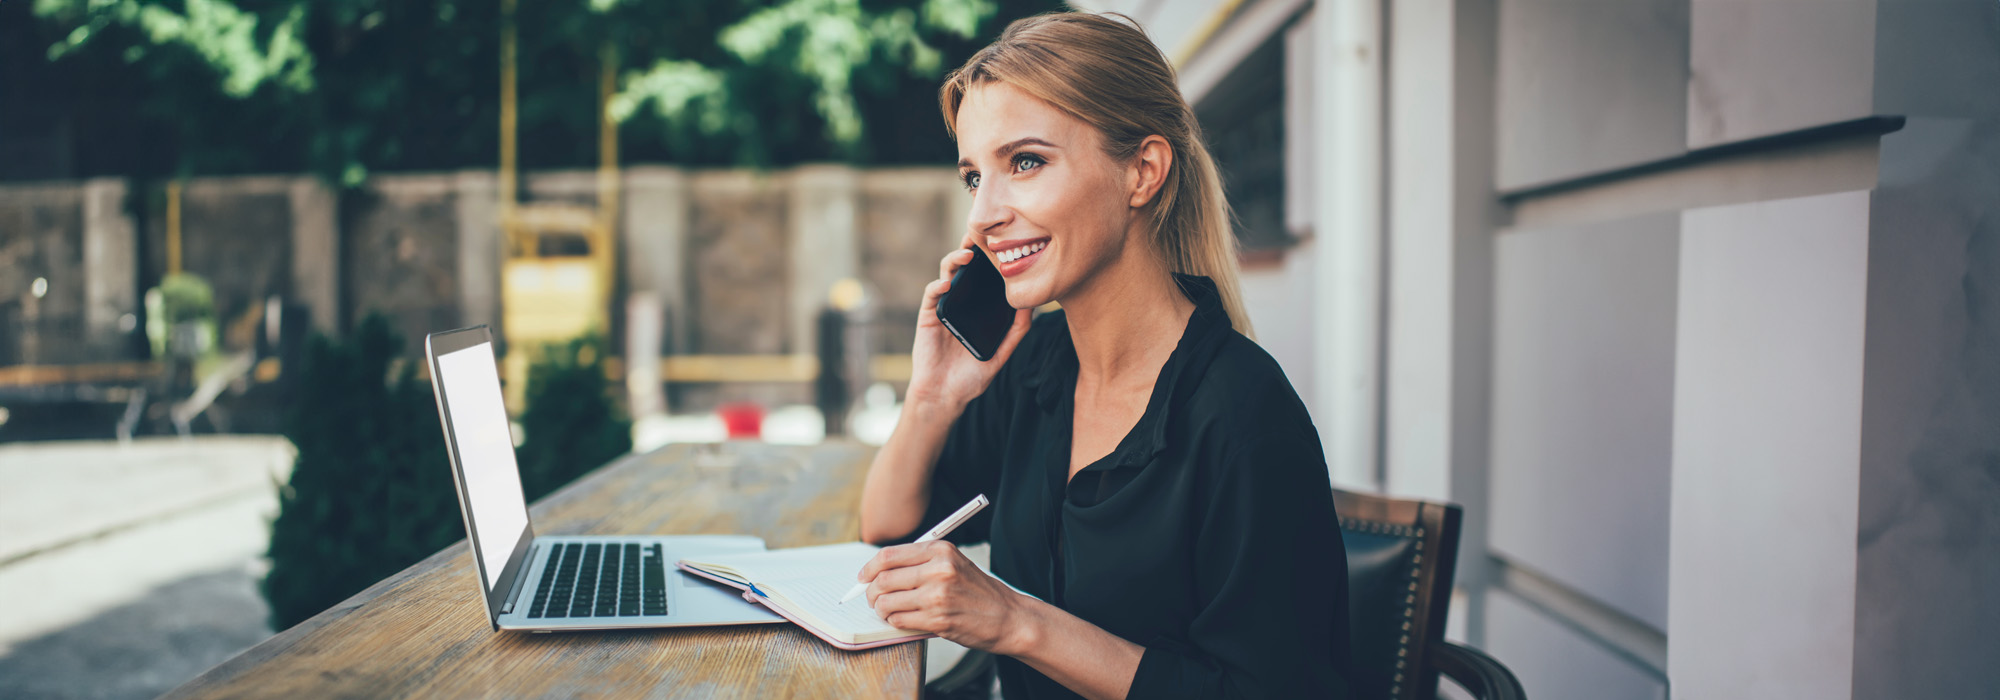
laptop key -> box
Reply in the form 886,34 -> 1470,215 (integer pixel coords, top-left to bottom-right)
594,544 -> 621,616
619,543 -> 642,616
551,544 -> 582,617
527,544 -> 568,618
642,544 -> 668,616
569,544 -> 602,617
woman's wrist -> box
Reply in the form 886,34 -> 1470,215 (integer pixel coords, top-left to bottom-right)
994,593 -> 1048,658
900,390 -> 969,425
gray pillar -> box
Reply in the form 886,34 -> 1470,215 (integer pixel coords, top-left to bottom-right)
82,177 -> 136,341
787,165 -> 861,359
455,170 -> 501,332
288,177 -> 339,335
622,165 -> 689,353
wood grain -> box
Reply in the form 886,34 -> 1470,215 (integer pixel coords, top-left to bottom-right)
163,441 -> 921,700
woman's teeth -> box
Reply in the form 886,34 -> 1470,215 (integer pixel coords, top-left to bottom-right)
997,241 -> 1046,264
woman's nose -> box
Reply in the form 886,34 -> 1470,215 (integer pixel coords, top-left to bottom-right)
966,182 -> 1011,235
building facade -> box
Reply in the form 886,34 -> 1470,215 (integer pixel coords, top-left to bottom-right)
1088,0 -> 2000,697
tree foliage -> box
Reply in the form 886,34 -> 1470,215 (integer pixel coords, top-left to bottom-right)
26,0 -> 1064,182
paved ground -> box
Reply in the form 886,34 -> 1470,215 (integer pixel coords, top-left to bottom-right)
0,433 -> 991,698
0,567 -> 272,700
0,437 -> 291,699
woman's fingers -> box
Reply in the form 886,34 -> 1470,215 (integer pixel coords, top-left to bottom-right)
856,541 -> 941,583
938,247 -> 976,282
870,588 -> 924,621
919,278 -> 950,315
863,564 -> 925,607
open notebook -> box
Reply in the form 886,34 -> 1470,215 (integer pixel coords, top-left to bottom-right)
679,541 -> 1013,651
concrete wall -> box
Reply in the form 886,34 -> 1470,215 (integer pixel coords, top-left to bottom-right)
0,165 -> 964,407
1466,0 -> 2000,698
962,1 -> 2000,697
0,180 -> 138,365
1848,0 -> 2000,690
342,174 -> 462,352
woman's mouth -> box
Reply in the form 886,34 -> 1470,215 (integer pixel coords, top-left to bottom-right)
992,239 -> 1048,277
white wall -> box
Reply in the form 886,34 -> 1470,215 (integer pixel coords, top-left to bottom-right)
1670,190 -> 1870,699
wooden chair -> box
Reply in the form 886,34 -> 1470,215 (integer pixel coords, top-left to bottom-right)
1336,489 -> 1525,700
925,490 -> 1528,700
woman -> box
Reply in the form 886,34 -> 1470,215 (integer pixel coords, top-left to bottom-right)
856,12 -> 1350,700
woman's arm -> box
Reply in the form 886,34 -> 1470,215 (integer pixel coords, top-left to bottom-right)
857,400 -> 959,543
859,541 -> 1144,700
859,245 -> 1032,544
1006,597 -> 1146,700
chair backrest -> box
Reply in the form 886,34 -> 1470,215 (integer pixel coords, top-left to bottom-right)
1335,489 -> 1464,700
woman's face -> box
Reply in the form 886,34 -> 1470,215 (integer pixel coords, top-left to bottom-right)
954,81 -> 1139,310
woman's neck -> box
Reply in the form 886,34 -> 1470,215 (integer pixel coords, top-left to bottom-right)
1059,248 -> 1196,385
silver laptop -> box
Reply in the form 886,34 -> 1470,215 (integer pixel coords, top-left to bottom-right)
425,325 -> 785,632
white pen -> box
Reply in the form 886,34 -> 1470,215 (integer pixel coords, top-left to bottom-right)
839,493 -> 990,605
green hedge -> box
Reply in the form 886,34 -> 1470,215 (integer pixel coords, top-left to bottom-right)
514,334 -> 632,501
261,317 -> 632,631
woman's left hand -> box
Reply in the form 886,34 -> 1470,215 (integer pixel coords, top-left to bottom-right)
859,540 -> 1033,655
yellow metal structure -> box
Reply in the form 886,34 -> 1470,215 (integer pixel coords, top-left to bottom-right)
497,0 -> 620,410
166,180 -> 183,275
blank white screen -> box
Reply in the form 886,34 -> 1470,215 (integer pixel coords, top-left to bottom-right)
436,343 -> 530,591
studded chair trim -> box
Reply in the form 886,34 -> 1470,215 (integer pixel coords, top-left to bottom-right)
1335,493 -> 1466,700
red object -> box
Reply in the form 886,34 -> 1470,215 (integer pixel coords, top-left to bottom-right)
717,402 -> 764,439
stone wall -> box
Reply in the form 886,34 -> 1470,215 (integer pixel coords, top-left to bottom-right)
0,165 -> 963,408
0,180 -> 132,365
342,174 -> 463,353
151,177 -> 296,333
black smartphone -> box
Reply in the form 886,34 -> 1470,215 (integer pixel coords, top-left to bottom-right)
935,246 -> 1016,361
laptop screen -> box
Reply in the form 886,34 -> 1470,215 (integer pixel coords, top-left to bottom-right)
434,342 -> 531,592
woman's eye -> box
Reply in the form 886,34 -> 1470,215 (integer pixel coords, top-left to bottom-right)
962,171 -> 981,191
1014,154 -> 1045,174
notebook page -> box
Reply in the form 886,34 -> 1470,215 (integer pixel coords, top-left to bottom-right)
763,574 -> 917,642
683,542 -> 879,584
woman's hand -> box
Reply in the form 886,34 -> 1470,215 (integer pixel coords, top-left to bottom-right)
905,243 -> 1034,412
859,540 -> 1035,655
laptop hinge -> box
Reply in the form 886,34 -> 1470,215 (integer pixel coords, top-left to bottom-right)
501,543 -> 537,615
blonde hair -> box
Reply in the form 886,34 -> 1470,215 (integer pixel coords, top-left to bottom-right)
940,11 -> 1255,339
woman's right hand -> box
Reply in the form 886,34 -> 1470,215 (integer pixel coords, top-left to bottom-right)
906,245 -> 1034,413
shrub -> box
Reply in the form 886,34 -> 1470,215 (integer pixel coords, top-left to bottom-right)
260,320 -> 633,631
157,273 -> 216,324
261,314 -> 460,631
514,334 -> 632,502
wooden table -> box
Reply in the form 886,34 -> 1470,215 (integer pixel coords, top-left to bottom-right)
164,441 -> 923,699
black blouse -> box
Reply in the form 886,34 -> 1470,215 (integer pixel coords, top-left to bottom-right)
895,275 -> 1351,699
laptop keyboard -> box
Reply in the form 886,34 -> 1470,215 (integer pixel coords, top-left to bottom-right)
526,542 -> 670,618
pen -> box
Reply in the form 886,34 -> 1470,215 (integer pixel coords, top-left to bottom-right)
838,493 -> 989,605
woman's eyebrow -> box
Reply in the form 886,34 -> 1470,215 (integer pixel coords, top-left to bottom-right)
958,137 -> 1060,169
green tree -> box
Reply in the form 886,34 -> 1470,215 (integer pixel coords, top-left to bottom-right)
25,0 -> 1064,182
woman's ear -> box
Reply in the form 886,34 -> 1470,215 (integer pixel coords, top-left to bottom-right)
1127,135 -> 1173,209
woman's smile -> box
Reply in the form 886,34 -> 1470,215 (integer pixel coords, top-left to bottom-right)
990,238 -> 1050,277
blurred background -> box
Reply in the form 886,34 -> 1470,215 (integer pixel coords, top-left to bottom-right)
3,0 -> 1998,699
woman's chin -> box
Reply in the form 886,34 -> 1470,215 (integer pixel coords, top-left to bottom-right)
1004,283 -> 1051,311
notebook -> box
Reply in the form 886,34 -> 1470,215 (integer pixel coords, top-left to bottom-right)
678,541 -> 1015,651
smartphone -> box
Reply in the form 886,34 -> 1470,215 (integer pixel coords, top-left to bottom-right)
935,246 -> 1016,361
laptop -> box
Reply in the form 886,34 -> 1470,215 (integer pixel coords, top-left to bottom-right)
425,325 -> 786,632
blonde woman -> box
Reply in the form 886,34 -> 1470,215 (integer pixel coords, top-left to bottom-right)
857,12 -> 1349,700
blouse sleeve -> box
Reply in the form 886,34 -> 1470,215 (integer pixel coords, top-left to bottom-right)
1126,433 -> 1351,699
